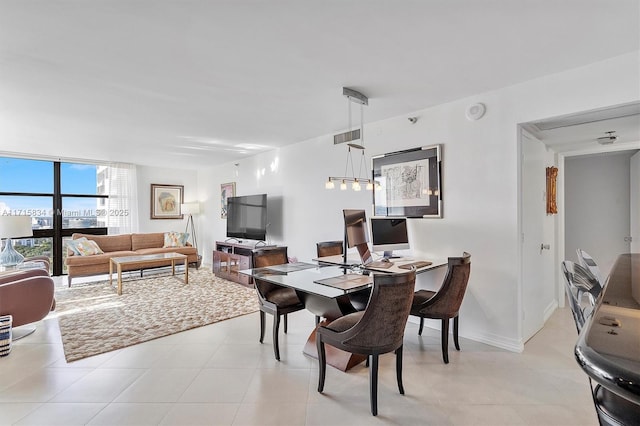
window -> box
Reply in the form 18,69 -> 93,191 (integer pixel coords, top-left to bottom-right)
0,157 -> 108,275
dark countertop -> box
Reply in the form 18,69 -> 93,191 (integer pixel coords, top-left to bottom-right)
575,253 -> 640,405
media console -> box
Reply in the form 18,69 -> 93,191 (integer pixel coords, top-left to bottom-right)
212,241 -> 279,286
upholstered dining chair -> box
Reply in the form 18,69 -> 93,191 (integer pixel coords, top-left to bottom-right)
562,260 -> 602,309
316,241 -> 344,258
410,252 -> 471,364
313,240 -> 345,325
316,269 -> 416,416
576,249 -> 605,288
561,260 -> 640,426
561,261 -> 592,333
252,247 -> 304,361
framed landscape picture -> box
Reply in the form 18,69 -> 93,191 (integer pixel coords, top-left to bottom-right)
372,145 -> 442,218
150,184 -> 184,219
220,182 -> 236,218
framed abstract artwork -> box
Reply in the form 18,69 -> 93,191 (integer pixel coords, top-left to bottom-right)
220,182 -> 236,218
372,145 -> 442,218
150,184 -> 184,219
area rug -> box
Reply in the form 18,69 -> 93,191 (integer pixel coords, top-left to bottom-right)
54,269 -> 258,362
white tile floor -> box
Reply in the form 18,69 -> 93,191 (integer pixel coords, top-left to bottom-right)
0,276 -> 599,425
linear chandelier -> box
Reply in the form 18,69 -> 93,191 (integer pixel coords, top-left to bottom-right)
325,88 -> 380,191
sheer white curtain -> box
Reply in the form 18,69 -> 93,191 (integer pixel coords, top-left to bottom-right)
104,163 -> 139,234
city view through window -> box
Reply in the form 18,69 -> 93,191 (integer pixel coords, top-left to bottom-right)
0,157 -> 110,275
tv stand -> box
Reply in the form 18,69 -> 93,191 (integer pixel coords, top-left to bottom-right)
213,241 -> 277,286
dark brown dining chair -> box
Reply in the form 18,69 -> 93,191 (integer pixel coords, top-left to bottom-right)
252,247 -> 304,361
316,269 -> 416,416
314,241 -> 345,324
316,241 -> 344,258
410,252 -> 471,364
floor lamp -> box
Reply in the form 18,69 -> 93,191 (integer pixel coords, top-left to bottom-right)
0,216 -> 33,267
181,202 -> 200,265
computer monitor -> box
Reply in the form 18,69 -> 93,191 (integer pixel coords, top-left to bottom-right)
370,217 -> 409,259
343,209 -> 373,265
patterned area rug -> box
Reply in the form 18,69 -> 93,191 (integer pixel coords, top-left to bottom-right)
55,269 -> 258,362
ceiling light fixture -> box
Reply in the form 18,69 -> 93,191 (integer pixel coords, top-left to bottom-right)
597,131 -> 618,145
325,87 -> 379,191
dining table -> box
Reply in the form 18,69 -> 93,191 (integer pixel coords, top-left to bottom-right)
240,262 -> 375,370
575,253 -> 640,406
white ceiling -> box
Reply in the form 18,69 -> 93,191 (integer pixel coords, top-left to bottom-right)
1,1 -> 638,169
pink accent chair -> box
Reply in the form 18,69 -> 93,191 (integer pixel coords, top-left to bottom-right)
0,268 -> 55,337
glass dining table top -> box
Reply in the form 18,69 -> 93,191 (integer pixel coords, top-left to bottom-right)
239,262 -> 374,299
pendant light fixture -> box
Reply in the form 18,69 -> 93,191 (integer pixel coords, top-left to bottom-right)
325,87 -> 378,191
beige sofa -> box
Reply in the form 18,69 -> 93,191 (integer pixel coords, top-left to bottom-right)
65,233 -> 199,286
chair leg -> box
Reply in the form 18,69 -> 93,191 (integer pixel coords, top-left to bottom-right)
273,314 -> 281,361
418,317 -> 424,336
365,355 -> 370,367
396,345 -> 404,395
317,336 -> 326,392
259,311 -> 265,343
453,315 -> 460,351
441,318 -> 450,364
370,354 -> 379,416
283,313 -> 288,334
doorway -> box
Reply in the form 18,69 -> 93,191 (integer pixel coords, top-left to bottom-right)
519,102 -> 640,343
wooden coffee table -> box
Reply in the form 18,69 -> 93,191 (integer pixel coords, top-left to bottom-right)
109,253 -> 188,295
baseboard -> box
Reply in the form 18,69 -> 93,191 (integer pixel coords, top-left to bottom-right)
407,317 -> 524,353
461,329 -> 524,353
543,300 -> 558,322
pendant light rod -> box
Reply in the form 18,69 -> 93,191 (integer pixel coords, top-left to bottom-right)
343,87 -> 368,105
326,87 -> 377,191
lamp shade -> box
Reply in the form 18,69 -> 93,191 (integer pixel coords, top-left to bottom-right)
181,202 -> 200,216
0,216 -> 33,239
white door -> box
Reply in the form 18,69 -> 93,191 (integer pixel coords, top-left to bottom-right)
631,151 -> 640,253
521,132 -> 551,342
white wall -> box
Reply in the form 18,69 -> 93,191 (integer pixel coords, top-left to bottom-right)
136,165 -> 198,234
197,51 -> 640,351
565,152 -> 633,276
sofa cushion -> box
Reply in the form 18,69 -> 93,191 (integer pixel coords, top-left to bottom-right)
66,238 -> 86,255
135,247 -> 197,257
74,239 -> 104,256
163,231 -> 189,248
66,250 -> 137,267
131,233 -> 165,251
72,233 -> 132,252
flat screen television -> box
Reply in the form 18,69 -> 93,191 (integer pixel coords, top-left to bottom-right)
370,217 -> 409,259
226,194 -> 268,241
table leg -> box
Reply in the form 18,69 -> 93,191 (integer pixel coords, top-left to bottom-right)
171,260 -> 176,276
117,265 -> 123,295
184,258 -> 189,284
303,321 -> 366,371
109,260 -> 113,286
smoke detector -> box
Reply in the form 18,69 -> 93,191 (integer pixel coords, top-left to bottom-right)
597,131 -> 618,145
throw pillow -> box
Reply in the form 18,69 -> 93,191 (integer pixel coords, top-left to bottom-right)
75,239 -> 104,256
163,231 -> 189,248
67,237 -> 88,255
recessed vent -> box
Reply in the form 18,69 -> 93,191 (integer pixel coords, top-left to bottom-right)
334,129 -> 361,145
